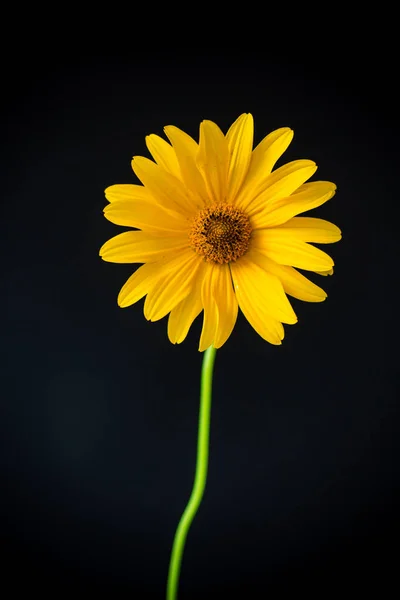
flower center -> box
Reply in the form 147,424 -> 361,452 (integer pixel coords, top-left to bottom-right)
189,204 -> 252,264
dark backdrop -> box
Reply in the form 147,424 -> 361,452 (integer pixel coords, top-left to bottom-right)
2,51 -> 398,598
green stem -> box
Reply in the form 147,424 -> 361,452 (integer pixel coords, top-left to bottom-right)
166,345 -> 217,600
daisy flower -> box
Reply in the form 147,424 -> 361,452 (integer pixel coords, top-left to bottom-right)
100,114 -> 341,350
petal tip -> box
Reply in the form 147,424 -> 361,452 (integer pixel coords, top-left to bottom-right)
117,295 -> 128,308
104,186 -> 113,201
99,242 -> 107,257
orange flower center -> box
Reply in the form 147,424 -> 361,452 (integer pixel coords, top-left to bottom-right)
189,204 -> 252,264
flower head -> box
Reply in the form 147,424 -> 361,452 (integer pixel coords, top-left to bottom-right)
100,114 -> 341,350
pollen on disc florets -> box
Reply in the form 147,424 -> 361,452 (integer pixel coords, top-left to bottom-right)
189,204 -> 252,264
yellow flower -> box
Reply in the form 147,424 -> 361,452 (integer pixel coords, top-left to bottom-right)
100,114 -> 341,351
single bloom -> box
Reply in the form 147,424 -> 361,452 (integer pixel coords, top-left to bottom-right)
100,114 -> 341,351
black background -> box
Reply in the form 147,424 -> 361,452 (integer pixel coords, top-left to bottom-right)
2,50 -> 399,598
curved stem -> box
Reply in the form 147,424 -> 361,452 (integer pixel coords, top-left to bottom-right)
166,345 -> 217,600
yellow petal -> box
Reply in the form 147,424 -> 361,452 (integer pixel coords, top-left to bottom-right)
226,113 -> 254,203
167,261 -> 207,344
105,184 -> 151,203
168,261 -> 238,352
145,134 -> 181,179
131,156 -> 197,216
213,264 -> 238,348
164,125 -> 208,204
144,251 -> 201,322
234,127 -> 293,208
233,252 -> 297,324
252,229 -> 334,271
251,253 -> 327,303
240,160 -> 317,215
230,259 -> 285,345
197,120 -> 229,204
117,250 -> 195,308
99,231 -> 188,263
103,200 -> 189,232
252,181 -> 337,229
276,217 -> 342,243
199,264 -> 219,352
198,262 -> 238,351
118,262 -> 162,308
